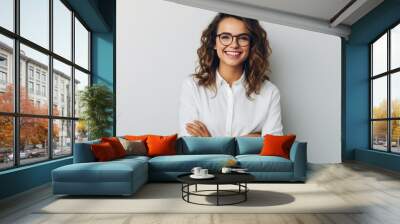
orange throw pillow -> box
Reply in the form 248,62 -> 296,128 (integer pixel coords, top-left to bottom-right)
146,134 -> 178,157
91,142 -> 117,161
101,137 -> 127,158
124,135 -> 149,142
260,134 -> 296,159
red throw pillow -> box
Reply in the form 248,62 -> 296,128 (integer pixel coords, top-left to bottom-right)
146,134 -> 178,157
101,137 -> 127,158
91,142 -> 117,161
260,134 -> 296,159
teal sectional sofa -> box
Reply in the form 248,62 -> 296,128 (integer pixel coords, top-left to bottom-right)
52,137 -> 307,196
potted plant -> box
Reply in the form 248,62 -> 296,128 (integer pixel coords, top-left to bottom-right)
79,84 -> 113,140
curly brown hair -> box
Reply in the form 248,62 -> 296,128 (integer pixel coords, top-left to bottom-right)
193,13 -> 272,99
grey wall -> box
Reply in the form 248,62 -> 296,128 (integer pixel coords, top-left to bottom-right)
116,0 -> 342,163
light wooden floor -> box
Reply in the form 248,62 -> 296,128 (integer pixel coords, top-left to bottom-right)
1,162 -> 400,224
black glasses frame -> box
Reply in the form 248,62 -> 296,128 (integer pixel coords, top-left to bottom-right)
216,32 -> 252,47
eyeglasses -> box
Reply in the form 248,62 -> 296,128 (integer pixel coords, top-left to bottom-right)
216,32 -> 251,47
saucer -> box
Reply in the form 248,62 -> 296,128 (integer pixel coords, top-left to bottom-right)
190,174 -> 215,179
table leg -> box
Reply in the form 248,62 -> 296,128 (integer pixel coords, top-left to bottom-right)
187,184 -> 190,202
245,183 -> 247,201
217,184 -> 219,206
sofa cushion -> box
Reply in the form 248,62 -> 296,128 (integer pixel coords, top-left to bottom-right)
260,134 -> 296,159
53,158 -> 147,183
147,134 -> 178,157
177,137 -> 236,155
101,137 -> 127,158
236,155 -> 293,172
118,138 -> 147,156
148,154 -> 235,172
236,137 -> 263,155
91,142 -> 118,161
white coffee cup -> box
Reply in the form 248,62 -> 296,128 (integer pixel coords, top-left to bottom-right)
200,169 -> 208,176
221,167 -> 232,174
191,167 -> 202,176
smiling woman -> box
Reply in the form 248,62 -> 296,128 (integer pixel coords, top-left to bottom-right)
179,13 -> 283,137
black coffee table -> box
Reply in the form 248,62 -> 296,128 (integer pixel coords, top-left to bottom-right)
177,172 -> 255,206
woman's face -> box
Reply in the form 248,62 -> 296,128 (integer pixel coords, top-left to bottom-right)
214,17 -> 251,68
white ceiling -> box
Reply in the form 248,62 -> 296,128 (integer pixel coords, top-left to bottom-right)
226,0 -> 353,23
165,0 -> 384,38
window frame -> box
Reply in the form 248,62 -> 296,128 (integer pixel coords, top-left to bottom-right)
0,0 -> 92,171
370,20 -> 400,154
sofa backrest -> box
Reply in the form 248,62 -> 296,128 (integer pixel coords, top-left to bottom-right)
73,136 -> 302,163
177,136 -> 236,155
235,137 -> 263,155
73,139 -> 100,163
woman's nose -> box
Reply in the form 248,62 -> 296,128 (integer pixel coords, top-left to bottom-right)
230,37 -> 240,47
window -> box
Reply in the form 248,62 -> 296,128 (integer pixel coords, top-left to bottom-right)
371,23 -> 400,154
75,18 -> 89,70
20,0 -> 49,49
35,83 -> 40,95
35,70 -> 40,81
28,81 -> 34,94
0,54 -> 7,88
0,71 -> 6,84
53,59 -> 71,117
0,55 -> 7,67
53,0 -> 72,60
42,85 -> 46,97
28,67 -> 34,80
0,0 -> 91,170
0,0 -> 13,32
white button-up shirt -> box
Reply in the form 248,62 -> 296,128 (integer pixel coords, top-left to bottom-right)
178,69 -> 283,137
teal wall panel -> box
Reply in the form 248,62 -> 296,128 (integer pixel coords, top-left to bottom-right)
344,0 -> 400,171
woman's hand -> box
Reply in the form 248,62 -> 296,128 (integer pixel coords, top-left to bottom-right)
186,120 -> 211,137
241,132 -> 261,137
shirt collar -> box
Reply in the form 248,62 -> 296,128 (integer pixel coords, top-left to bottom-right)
216,68 -> 245,87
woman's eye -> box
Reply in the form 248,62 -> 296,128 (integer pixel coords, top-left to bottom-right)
221,35 -> 231,40
239,36 -> 249,41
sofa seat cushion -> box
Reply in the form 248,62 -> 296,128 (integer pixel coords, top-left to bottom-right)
53,159 -> 147,183
117,155 -> 150,162
149,154 -> 235,172
236,155 -> 293,172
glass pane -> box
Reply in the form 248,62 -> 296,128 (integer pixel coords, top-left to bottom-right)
372,33 -> 387,76
0,116 -> 13,170
20,117 -> 49,165
391,24 -> 400,70
20,0 -> 49,49
75,17 -> 89,69
372,121 -> 388,151
53,0 -> 72,60
372,77 -> 387,119
74,69 -> 89,118
391,120 -> 400,153
53,59 -> 72,117
0,35 -> 14,112
53,119 -> 72,157
392,72 -> 400,118
75,120 -> 88,143
20,44 -> 49,115
0,0 -> 13,31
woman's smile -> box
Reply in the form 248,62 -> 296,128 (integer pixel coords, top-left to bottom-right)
224,50 -> 243,59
